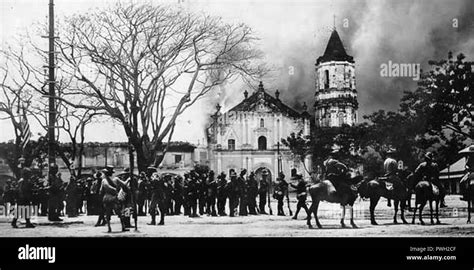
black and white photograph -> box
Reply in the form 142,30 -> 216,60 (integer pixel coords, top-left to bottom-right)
0,0 -> 473,266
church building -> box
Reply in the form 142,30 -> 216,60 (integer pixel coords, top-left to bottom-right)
206,27 -> 358,181
206,82 -> 311,181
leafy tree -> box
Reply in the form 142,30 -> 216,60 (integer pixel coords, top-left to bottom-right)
310,124 -> 369,170
281,130 -> 311,173
400,52 -> 473,139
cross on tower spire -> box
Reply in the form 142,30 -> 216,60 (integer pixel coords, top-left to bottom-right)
333,14 -> 336,30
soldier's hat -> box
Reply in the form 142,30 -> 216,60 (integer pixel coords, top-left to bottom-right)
230,170 -> 237,177
101,165 -> 115,175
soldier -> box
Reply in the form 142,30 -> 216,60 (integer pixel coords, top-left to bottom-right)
323,151 -> 351,196
92,172 -> 106,226
172,175 -> 184,215
198,172 -> 207,215
165,174 -> 174,215
414,152 -> 446,207
136,172 -> 148,216
3,179 -> 16,214
182,173 -> 191,216
206,170 -> 218,216
383,149 -> 400,207
85,177 -> 94,215
11,168 -> 35,228
147,173 -> 164,225
47,164 -> 63,222
273,172 -> 288,216
216,172 -> 227,216
187,171 -> 200,217
247,171 -> 259,215
76,178 -> 86,215
290,174 -> 310,220
100,166 -> 129,232
238,169 -> 248,216
65,176 -> 79,217
227,169 -> 240,217
258,170 -> 269,214
460,150 -> 474,201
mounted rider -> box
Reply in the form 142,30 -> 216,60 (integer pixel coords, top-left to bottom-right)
460,145 -> 474,201
414,152 -> 446,207
323,150 -> 351,196
382,149 -> 401,207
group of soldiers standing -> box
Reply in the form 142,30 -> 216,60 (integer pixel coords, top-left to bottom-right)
0,161 -> 311,232
4,147 -> 461,232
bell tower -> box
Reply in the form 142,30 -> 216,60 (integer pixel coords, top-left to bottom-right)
314,29 -> 358,127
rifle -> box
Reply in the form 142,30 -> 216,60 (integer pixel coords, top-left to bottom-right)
267,180 -> 273,215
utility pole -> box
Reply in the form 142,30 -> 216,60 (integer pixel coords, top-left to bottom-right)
46,0 -> 57,173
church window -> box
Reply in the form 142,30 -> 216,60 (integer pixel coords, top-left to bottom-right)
349,70 -> 353,88
258,136 -> 267,150
260,118 -> 264,128
338,112 -> 345,126
324,70 -> 330,89
228,139 -> 235,150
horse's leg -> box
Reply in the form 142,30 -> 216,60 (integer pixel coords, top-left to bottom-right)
429,199 -> 434,224
468,200 -> 472,224
436,199 -> 441,225
419,201 -> 426,225
393,200 -> 399,224
370,196 -> 380,225
411,202 -> 417,224
307,201 -> 314,228
350,205 -> 357,228
314,200 -> 322,229
401,199 -> 408,224
467,199 -> 471,224
340,205 -> 347,228
407,193 -> 412,211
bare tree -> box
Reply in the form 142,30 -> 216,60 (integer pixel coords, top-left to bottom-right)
0,47 -> 34,176
0,42 -> 101,176
57,3 -> 265,171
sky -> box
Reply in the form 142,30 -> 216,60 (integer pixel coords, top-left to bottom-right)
1,0 -> 473,144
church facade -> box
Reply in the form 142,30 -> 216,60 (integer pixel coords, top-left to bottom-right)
206,82 -> 311,180
206,28 -> 358,180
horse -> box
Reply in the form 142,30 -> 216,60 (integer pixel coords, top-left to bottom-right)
357,176 -> 409,225
461,173 -> 474,224
467,183 -> 474,224
306,176 -> 363,229
411,181 -> 441,225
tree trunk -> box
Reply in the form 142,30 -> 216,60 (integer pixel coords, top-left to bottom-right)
133,139 -> 149,172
